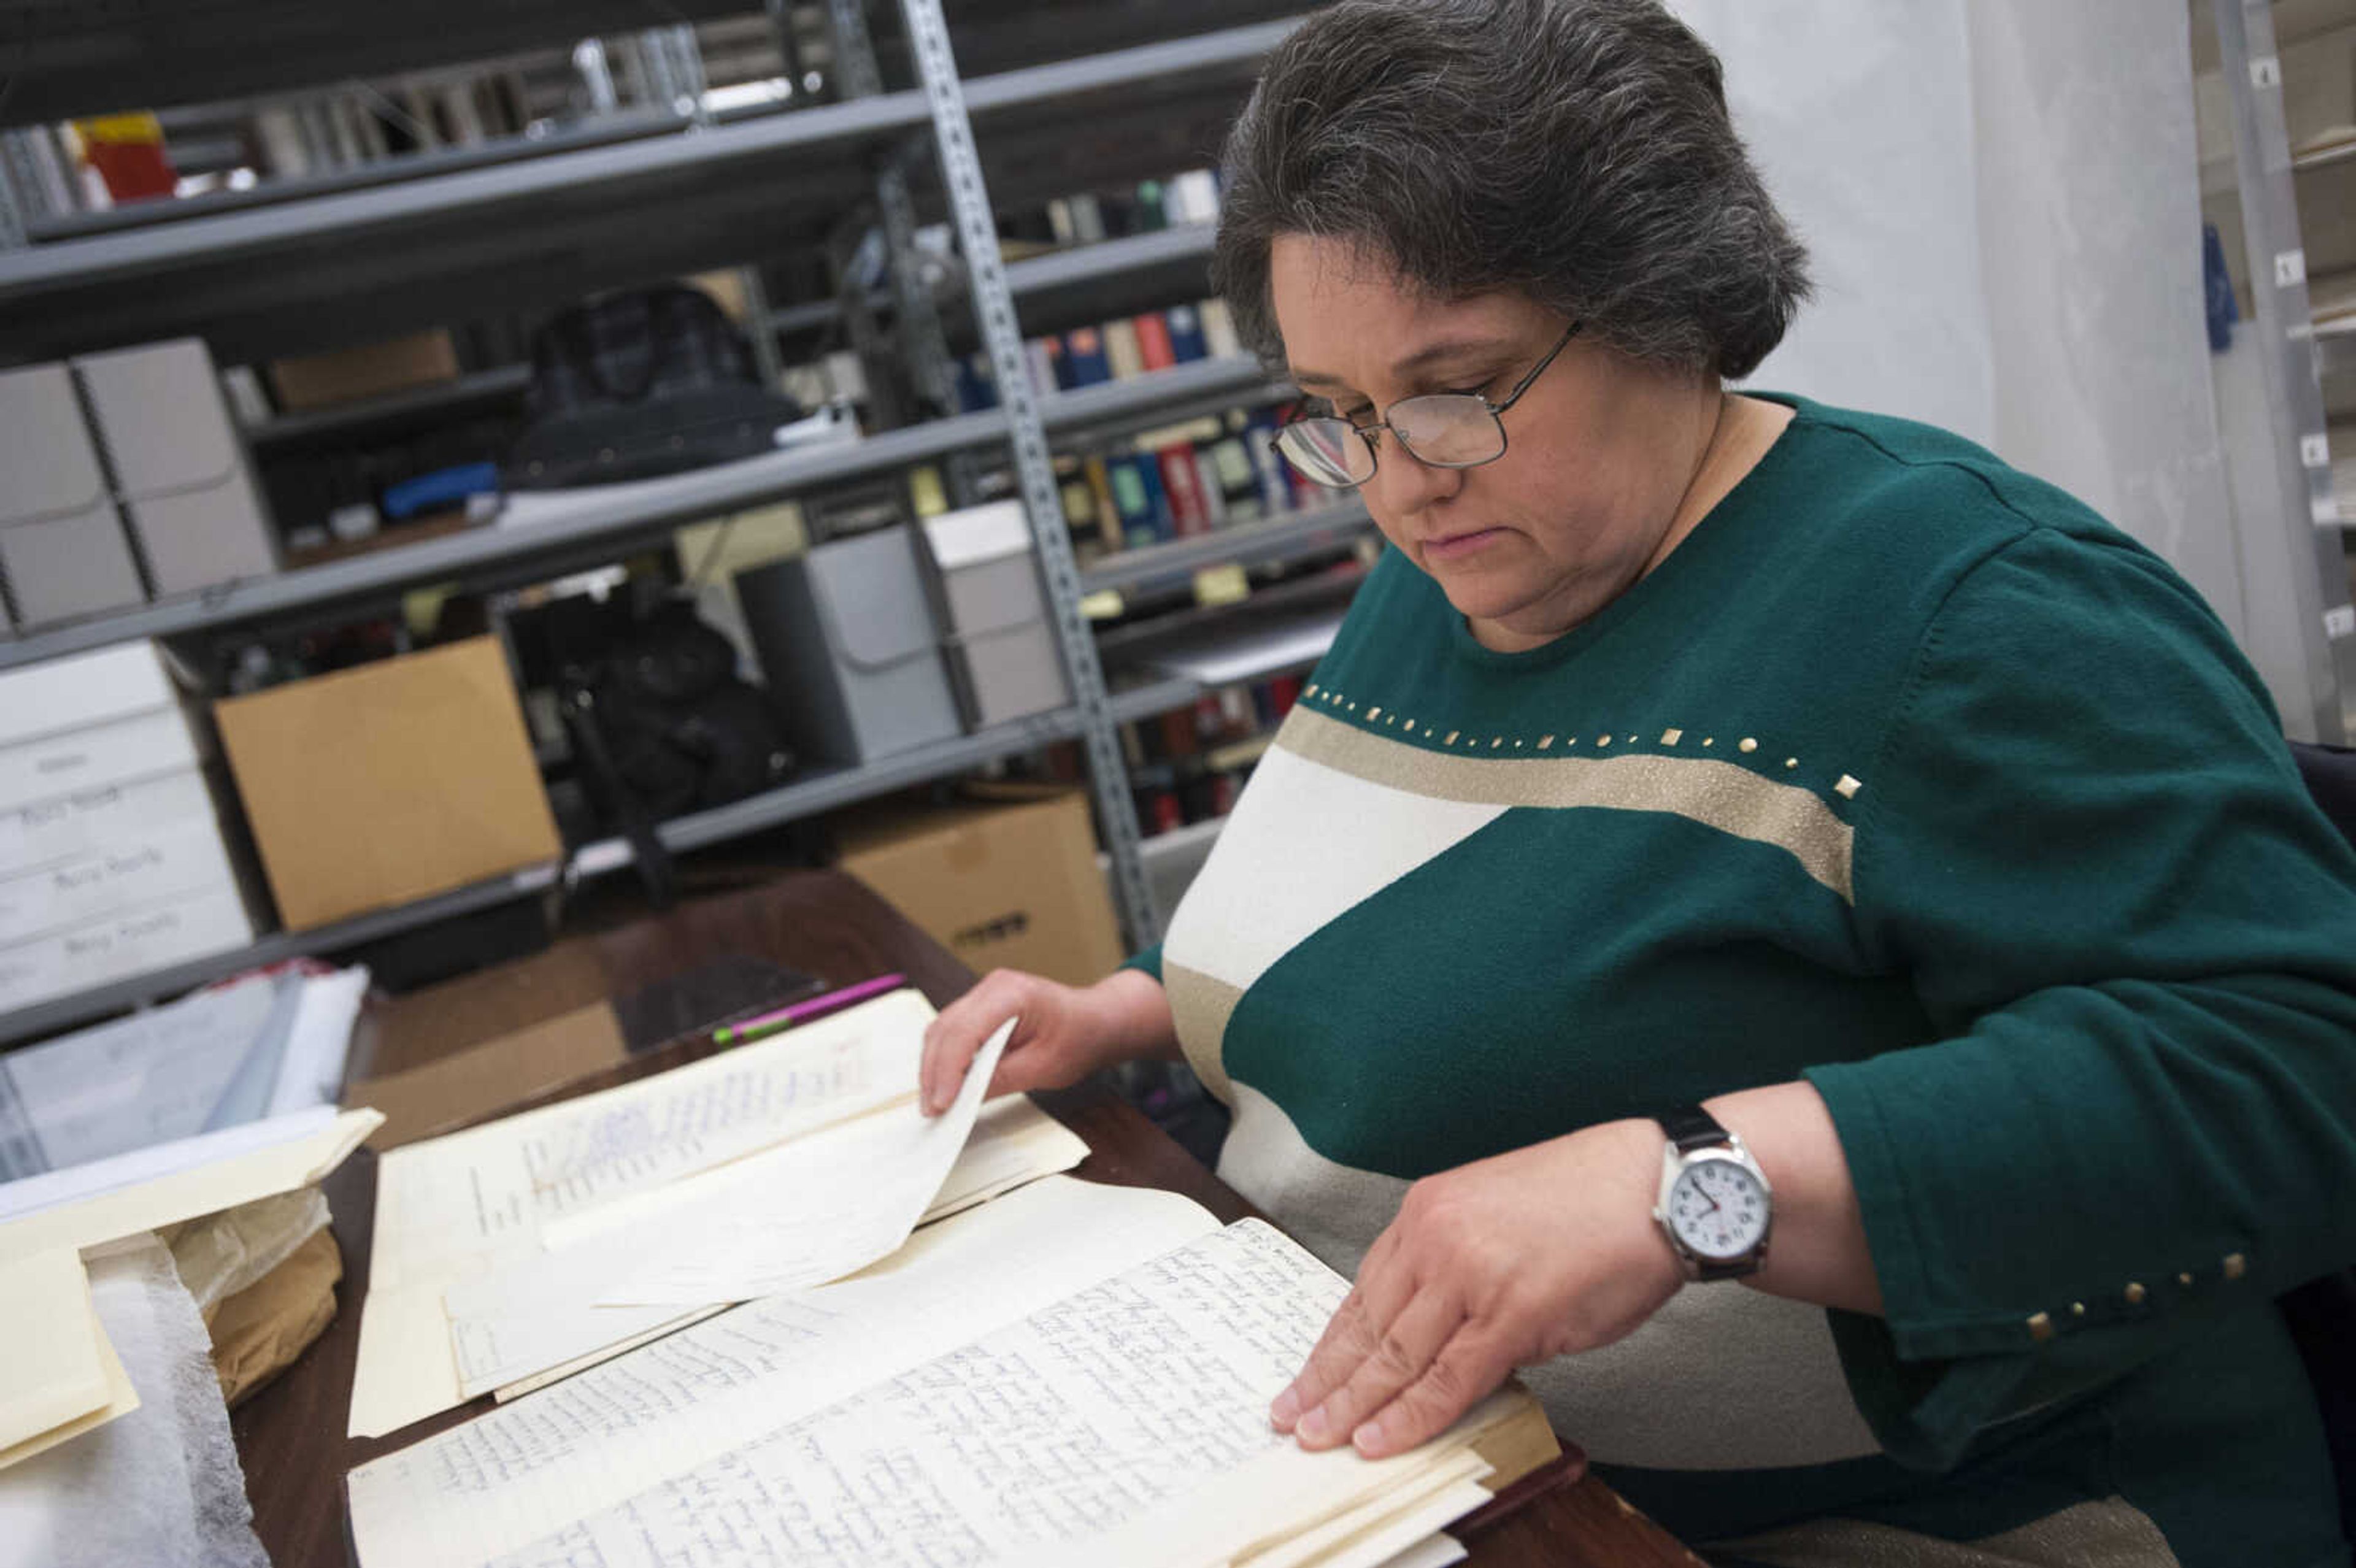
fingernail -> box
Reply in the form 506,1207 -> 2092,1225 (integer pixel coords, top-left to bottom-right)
1352,1420 -> 1387,1456
1296,1406 -> 1331,1445
1269,1389 -> 1299,1430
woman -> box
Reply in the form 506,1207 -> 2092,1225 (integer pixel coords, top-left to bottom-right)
920,2 -> 2356,1562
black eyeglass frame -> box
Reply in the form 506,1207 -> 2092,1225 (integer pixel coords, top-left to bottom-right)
1271,320 -> 1585,489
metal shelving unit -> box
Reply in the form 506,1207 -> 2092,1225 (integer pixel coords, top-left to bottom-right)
2212,0 -> 2355,741
1080,503 -> 1375,596
0,2 -> 1328,1039
0,411 -> 1012,671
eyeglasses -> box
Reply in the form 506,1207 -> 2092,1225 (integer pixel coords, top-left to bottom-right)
1271,321 -> 1584,490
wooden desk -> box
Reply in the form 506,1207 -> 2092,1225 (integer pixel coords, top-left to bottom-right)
231,869 -> 1700,1567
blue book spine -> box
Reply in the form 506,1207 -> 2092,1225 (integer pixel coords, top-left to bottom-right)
1063,326 -> 1114,387
954,353 -> 998,412
1163,304 -> 1209,363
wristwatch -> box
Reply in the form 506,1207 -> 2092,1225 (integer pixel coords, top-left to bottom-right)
1652,1105 -> 1774,1281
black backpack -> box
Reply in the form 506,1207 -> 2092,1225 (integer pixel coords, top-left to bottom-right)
506,285 -> 802,490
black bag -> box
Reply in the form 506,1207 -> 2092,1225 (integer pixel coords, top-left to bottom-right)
506,285 -> 801,490
561,604 -> 796,906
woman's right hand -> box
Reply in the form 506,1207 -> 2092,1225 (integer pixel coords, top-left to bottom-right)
917,967 -> 1174,1115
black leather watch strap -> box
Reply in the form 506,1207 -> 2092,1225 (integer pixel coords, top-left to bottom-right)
1656,1104 -> 1730,1153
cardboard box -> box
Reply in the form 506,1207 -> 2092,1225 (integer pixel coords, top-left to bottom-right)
0,883 -> 255,1014
0,769 -> 221,878
0,364 -> 145,628
266,329 -> 460,413
72,339 -> 279,598
0,812 -> 241,946
736,528 -> 962,765
214,637 -> 563,931
922,501 -> 1071,729
834,786 -> 1124,988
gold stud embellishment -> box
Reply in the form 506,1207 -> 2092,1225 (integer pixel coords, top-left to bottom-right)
1304,683 -> 1319,697
2124,1282 -> 2147,1305
1514,740 -> 1524,748
2070,1302 -> 2086,1317
1701,737 -> 1715,748
1596,735 -> 1612,747
2223,1253 -> 2247,1280
1367,707 -> 1382,720
1661,728 -> 1683,745
1403,719 -> 1415,732
2027,1312 -> 2055,1342
1492,737 -> 1504,748
1738,737 -> 1758,754
1445,731 -> 1459,745
2178,1272 -> 2194,1286
1347,702 -> 1357,712
1834,775 -> 1863,800
1784,758 -> 1798,771
1386,713 -> 1398,725
1538,736 -> 1555,750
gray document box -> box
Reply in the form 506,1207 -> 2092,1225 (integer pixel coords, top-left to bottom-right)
736,528 -> 963,766
0,364 -> 145,629
922,501 -> 1071,729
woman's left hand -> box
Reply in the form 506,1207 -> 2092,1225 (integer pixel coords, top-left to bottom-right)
1271,1117 -> 1682,1459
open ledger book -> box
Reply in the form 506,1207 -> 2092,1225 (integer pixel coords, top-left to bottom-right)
347,1174 -> 1559,1568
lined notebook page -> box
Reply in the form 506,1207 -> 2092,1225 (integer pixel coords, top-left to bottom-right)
346,1177 -> 1223,1567
366,1216 -> 1511,1568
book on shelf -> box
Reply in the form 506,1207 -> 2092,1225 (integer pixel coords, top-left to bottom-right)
1136,311 -> 1180,372
1202,298 -> 1244,359
1064,325 -> 1113,388
1104,317 -> 1147,382
1158,444 -> 1214,536
343,1174 -> 1560,1568
1166,302 -> 1211,363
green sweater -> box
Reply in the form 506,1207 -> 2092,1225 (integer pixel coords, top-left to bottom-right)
1128,394 -> 2356,1566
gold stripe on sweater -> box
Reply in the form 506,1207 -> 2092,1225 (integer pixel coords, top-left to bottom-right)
1277,704 -> 1856,902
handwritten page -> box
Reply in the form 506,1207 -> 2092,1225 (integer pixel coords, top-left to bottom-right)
436,1024 -> 1009,1395
347,990 -> 1085,1440
369,990 -> 936,1285
411,1221 -> 1530,1568
346,1176 -> 1225,1567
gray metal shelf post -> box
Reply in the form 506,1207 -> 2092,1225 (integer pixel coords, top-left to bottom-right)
896,0 -> 1163,947
2215,0 -> 2353,742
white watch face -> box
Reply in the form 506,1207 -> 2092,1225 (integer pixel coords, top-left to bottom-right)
1666,1156 -> 1769,1261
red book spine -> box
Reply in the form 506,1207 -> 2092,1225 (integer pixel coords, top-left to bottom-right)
1133,312 -> 1178,372
1158,446 -> 1211,535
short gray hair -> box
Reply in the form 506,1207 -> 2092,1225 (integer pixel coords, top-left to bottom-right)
1212,0 -> 1810,380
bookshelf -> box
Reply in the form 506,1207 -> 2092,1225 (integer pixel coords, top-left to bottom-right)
0,1 -> 1344,1037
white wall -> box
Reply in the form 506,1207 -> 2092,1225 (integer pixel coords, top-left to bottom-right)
1669,2 -> 2267,702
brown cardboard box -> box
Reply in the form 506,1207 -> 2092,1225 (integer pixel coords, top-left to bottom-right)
214,637 -> 563,931
266,330 -> 461,412
834,786 -> 1125,987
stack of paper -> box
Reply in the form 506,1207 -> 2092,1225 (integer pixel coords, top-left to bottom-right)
348,987 -> 1091,1439
347,1175 -> 1559,1568
0,1107 -> 380,1467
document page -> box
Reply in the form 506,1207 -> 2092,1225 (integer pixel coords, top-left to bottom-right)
370,989 -> 937,1283
346,1177 -> 1224,1568
467,1220 -> 1515,1568
437,1025 -> 1009,1394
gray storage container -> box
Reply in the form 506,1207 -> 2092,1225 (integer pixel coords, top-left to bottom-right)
72,339 -> 278,597
0,364 -> 145,628
922,501 -> 1071,729
736,528 -> 963,766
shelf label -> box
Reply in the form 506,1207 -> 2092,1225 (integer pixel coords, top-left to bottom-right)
2314,493 -> 2345,528
2303,432 -> 2332,469
1079,589 -> 1126,621
2275,249 -> 2308,288
1192,563 -> 1251,608
2251,55 -> 2281,89
2325,605 -> 2355,640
